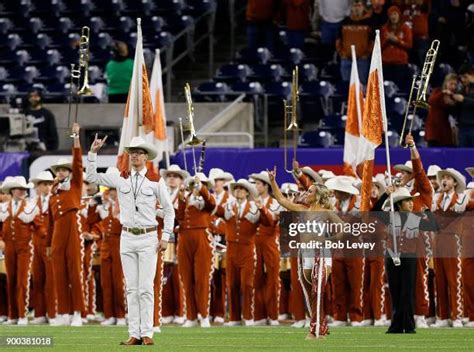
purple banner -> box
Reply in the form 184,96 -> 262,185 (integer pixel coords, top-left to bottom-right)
171,147 -> 474,184
0,152 -> 29,180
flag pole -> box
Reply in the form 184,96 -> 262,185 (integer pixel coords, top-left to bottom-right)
375,29 -> 399,266
351,45 -> 362,129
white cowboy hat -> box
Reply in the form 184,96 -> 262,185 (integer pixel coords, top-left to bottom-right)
467,181 -> 474,190
465,167 -> 474,178
249,171 -> 271,185
2,176 -> 34,193
281,182 -> 298,194
230,179 -> 258,199
124,136 -> 158,160
186,172 -> 214,189
29,170 -> 54,184
372,177 -> 386,192
427,165 -> 441,178
394,160 -> 413,173
437,168 -> 466,193
160,164 -> 190,180
319,170 -> 336,180
301,166 -> 322,183
383,187 -> 419,209
209,168 -> 234,182
50,157 -> 73,174
325,176 -> 360,195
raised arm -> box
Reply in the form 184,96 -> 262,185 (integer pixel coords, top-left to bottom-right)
268,166 -> 307,212
85,133 -> 119,188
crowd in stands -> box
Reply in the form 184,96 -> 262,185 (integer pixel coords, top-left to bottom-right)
245,0 -> 474,147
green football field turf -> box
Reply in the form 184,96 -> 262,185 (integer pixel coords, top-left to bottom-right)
1,325 -> 473,352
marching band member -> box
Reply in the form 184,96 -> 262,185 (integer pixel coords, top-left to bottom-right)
268,167 -> 340,340
395,134 -> 434,329
431,168 -> 467,328
427,165 -> 442,195
29,171 -> 57,325
0,185 -> 10,323
280,183 -> 307,328
324,176 -> 364,327
157,165 -> 188,326
209,168 -> 234,324
46,124 -> 86,327
87,132 -> 174,346
216,179 -> 273,326
463,167 -> 474,327
374,187 -> 437,334
96,167 -> 126,327
249,171 -> 283,326
80,178 -> 101,322
176,172 -> 216,328
0,176 -> 38,325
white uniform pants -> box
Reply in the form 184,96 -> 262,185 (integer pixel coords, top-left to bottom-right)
120,231 -> 158,339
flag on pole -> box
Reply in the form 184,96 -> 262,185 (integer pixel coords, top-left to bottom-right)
356,30 -> 387,211
149,48 -> 170,167
117,18 -> 155,174
343,45 -> 364,177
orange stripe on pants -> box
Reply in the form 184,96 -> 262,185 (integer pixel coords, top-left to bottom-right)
4,241 -> 32,319
51,211 -> 85,314
434,257 -> 463,320
153,246 -> 164,327
210,267 -> 226,319
227,242 -> 255,321
82,241 -> 95,316
463,258 -> 474,320
177,229 -> 213,320
414,257 -> 430,316
32,243 -> 57,319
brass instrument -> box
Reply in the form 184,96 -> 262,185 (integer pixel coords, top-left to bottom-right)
68,26 -> 93,138
183,83 -> 204,174
178,117 -> 189,172
399,40 -> 440,147
283,66 -> 300,173
77,26 -> 93,96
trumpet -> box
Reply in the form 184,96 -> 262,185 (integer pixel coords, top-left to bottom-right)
77,26 -> 93,96
283,66 -> 300,173
399,40 -> 440,147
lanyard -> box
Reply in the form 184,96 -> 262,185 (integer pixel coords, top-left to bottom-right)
131,172 -> 146,212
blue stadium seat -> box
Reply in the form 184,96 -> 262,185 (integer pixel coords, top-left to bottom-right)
119,16 -> 135,34
320,114 -> 346,129
299,81 -> 336,123
248,64 -> 284,83
270,48 -> 305,65
231,81 -> 264,95
383,80 -> 400,98
36,33 -> 52,49
264,81 -> 292,125
7,33 -> 23,51
194,81 -> 230,102
165,15 -> 195,34
0,18 -> 14,34
215,64 -> 251,83
320,61 -> 341,82
299,130 -> 334,148
385,96 -> 407,115
236,47 -> 272,65
58,17 -> 74,34
282,63 -> 317,82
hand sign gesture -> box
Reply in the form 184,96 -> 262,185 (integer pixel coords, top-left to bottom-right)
90,133 -> 108,153
267,166 -> 277,183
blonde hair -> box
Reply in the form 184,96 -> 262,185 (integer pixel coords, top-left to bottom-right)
442,73 -> 458,90
309,184 -> 334,211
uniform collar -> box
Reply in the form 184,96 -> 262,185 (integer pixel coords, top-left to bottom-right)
132,167 -> 147,178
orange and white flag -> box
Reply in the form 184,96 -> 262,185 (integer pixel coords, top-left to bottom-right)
117,18 -> 155,174
149,48 -> 170,166
343,45 -> 364,177
356,30 -> 387,211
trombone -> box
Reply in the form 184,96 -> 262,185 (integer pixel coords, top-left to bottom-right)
399,40 -> 440,147
180,83 -> 205,175
68,26 -> 93,138
283,66 -> 300,173
77,26 -> 93,96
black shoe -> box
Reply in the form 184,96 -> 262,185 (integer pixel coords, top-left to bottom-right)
386,329 -> 403,334
404,330 -> 416,334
